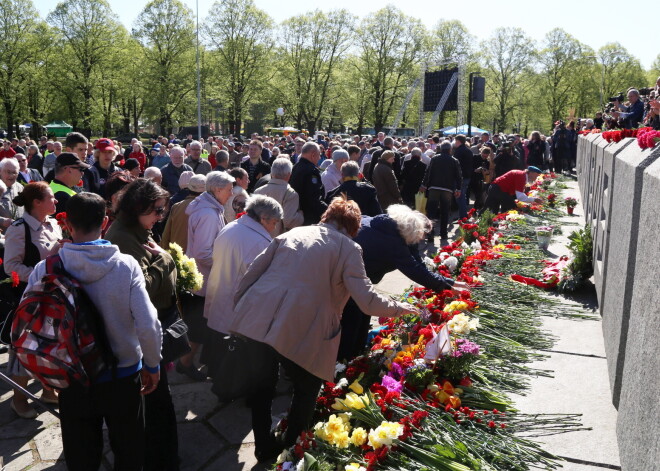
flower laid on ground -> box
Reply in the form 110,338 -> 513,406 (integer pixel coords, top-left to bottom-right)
168,242 -> 203,293
367,421 -> 404,449
275,172 -> 588,471
636,127 -> 660,149
447,313 -> 479,335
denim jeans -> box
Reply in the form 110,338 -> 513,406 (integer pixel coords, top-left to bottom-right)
458,178 -> 471,218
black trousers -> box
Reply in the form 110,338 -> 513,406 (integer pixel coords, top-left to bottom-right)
426,189 -> 454,238
483,183 -> 517,215
59,372 -> 144,471
180,294 -> 208,344
249,341 -> 323,456
337,298 -> 372,363
144,364 -> 179,471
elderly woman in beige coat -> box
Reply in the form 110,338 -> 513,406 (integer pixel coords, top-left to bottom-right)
223,197 -> 417,462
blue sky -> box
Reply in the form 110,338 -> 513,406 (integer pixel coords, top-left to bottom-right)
34,0 -> 657,69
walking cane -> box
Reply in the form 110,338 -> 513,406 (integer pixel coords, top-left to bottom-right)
0,371 -> 60,419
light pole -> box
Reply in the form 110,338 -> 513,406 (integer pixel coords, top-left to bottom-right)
196,0 -> 202,140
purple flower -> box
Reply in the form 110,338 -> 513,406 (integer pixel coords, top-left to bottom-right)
390,361 -> 405,379
382,375 -> 404,393
455,338 -> 480,356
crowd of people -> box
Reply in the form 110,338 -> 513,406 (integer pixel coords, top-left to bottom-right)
0,124 -> 578,470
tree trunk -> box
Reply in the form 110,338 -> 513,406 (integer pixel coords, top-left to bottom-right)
4,104 -> 14,139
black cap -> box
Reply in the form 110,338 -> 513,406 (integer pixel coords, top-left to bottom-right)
124,158 -> 140,171
56,152 -> 90,168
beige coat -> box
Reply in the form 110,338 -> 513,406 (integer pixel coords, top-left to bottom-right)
160,194 -> 197,251
226,223 -> 406,382
253,178 -> 303,236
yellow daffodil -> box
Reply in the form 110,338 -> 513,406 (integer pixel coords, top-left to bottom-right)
350,427 -> 368,447
349,380 -> 363,394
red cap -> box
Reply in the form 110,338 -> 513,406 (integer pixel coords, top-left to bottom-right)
95,138 -> 115,152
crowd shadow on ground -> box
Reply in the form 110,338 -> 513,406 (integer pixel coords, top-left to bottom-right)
0,354 -> 65,470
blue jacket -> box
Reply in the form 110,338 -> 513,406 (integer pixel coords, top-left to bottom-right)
619,100 -> 644,129
354,215 -> 453,291
161,163 -> 193,194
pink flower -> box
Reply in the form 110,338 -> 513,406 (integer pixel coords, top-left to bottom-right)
382,375 -> 403,393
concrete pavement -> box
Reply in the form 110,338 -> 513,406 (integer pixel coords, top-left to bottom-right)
0,179 -> 620,470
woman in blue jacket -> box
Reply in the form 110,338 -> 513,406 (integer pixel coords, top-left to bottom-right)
337,204 -> 469,361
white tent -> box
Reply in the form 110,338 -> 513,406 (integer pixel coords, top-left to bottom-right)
441,124 -> 489,136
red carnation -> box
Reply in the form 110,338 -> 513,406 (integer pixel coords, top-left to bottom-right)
11,271 -> 20,287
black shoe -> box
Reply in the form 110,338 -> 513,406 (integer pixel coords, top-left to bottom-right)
255,437 -> 285,463
175,361 -> 208,381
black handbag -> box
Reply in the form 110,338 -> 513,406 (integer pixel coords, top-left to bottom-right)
160,304 -> 191,363
210,335 -> 272,402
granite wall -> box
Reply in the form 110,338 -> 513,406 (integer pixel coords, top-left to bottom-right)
576,135 -> 660,470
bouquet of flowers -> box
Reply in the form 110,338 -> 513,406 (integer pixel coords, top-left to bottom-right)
636,127 -> 660,150
564,197 -> 577,209
55,212 -> 71,240
167,243 -> 203,294
0,258 -> 20,287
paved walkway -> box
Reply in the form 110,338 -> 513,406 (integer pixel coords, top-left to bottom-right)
0,179 -> 620,470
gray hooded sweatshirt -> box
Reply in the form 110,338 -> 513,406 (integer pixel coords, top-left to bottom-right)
25,242 -> 162,371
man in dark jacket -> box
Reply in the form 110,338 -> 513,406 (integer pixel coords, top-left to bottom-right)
550,123 -> 571,174
366,137 -> 402,182
161,147 -> 193,194
337,210 -> 468,361
241,140 -> 271,193
420,141 -> 462,242
493,142 -> 520,178
325,161 -> 382,217
289,142 -> 328,225
400,148 -> 427,208
612,89 -> 645,129
452,135 -> 474,219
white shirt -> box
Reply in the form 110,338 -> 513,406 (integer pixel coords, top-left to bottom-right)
402,152 -> 431,166
321,163 -> 342,196
515,191 -> 536,203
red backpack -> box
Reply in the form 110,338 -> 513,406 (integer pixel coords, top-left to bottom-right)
11,254 -> 117,389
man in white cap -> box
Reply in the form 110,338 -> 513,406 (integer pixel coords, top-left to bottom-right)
321,148 -> 349,196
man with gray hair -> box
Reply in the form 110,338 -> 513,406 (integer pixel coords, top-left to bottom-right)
367,136 -> 402,182
325,161 -> 382,217
254,157 -> 303,236
179,171 -> 235,380
321,148 -> 349,196
185,140 -> 212,175
214,150 -> 229,172
42,141 -> 62,177
0,158 -> 23,229
611,89 -> 644,129
203,194 -> 283,389
290,141 -> 327,225
143,166 -> 162,185
161,146 -> 193,193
